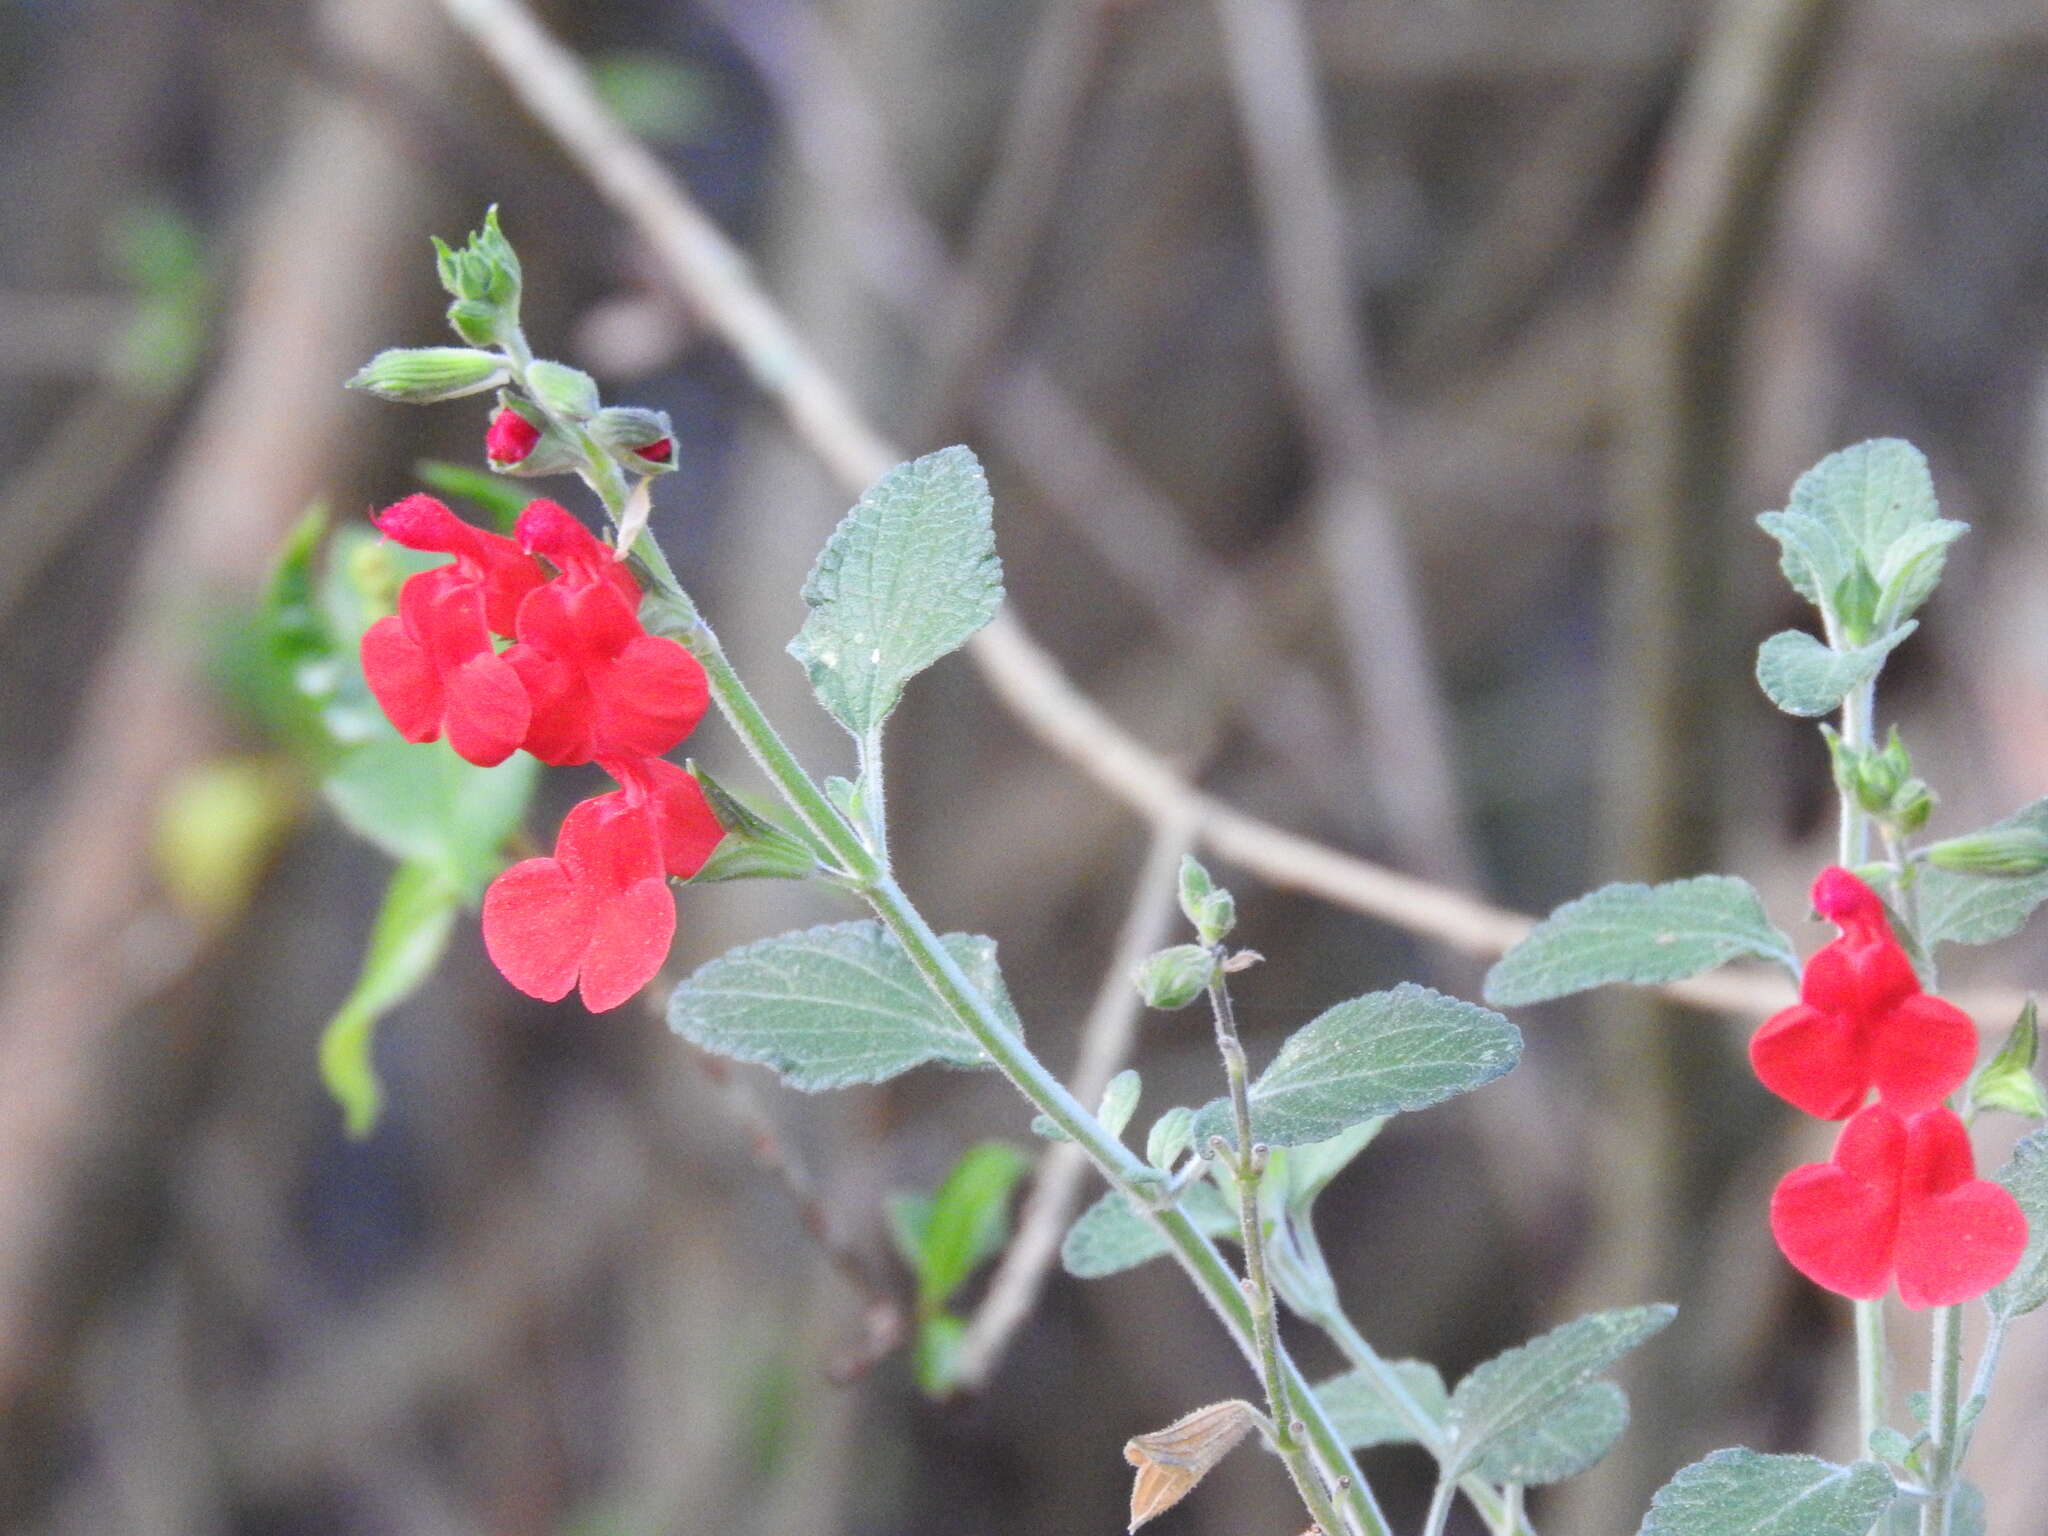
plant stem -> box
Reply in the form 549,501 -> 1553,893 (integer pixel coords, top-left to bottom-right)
858,722 -> 890,864
1207,970 -> 1349,1536
1920,1304 -> 1963,1536
1952,1310 -> 2006,1471
1836,676 -> 1894,1462
1422,1475 -> 1458,1536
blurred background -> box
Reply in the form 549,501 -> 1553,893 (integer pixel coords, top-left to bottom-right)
7,0 -> 2048,1531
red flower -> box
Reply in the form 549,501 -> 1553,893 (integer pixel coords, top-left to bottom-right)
360,568 -> 530,766
372,493 -> 545,636
481,792 -> 676,1012
1771,1103 -> 2026,1308
632,436 -> 674,464
505,504 -> 708,766
486,407 -> 542,467
1750,867 -> 1976,1118
604,755 -> 724,878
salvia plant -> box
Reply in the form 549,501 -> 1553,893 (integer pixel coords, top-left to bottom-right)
270,211 -> 2048,1536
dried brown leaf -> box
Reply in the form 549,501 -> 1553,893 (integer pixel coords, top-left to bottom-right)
1123,1398 -> 1262,1531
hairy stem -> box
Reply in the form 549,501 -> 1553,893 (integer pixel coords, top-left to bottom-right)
1920,1305 -> 1963,1536
1208,970 -> 1348,1536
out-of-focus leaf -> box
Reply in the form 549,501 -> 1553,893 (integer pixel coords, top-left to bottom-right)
322,739 -> 537,900
1638,1449 -> 1895,1536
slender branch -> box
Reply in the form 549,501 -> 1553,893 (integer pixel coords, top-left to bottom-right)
1921,1304 -> 1963,1536
1208,960 -> 1347,1536
950,814 -> 1192,1393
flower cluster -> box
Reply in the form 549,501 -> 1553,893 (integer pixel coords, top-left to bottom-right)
1753,868 -> 2024,1308
359,494 -> 721,1012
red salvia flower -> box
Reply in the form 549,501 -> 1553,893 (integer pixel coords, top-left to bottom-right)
1750,867 -> 1976,1118
481,792 -> 677,1012
505,504 -> 708,766
1771,1102 -> 2026,1309
486,406 -> 542,468
603,755 -> 724,879
360,567 -> 530,766
372,493 -> 545,636
631,435 -> 674,464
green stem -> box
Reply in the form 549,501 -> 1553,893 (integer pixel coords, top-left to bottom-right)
1422,1475 -> 1457,1536
1208,971 -> 1349,1536
1953,1310 -> 2007,1471
859,722 -> 890,865
1920,1305 -> 1963,1536
1854,1296 -> 1887,1462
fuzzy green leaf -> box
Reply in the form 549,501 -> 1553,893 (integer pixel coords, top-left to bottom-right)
666,921 -> 1016,1090
1472,1380 -> 1628,1485
1191,985 -> 1519,1152
1916,799 -> 2048,949
1445,1305 -> 1674,1480
1638,1449 -> 1895,1536
1316,1360 -> 1448,1450
1060,1183 -> 1236,1280
1877,1484 -> 1982,1536
1756,625 -> 1917,719
1787,439 -> 1938,575
1282,1119 -> 1385,1210
788,446 -> 1003,737
1989,1129 -> 2048,1319
323,739 -> 539,900
1485,877 -> 1797,1007
318,860 -> 462,1138
1756,509 -> 1850,612
1874,518 -> 1967,630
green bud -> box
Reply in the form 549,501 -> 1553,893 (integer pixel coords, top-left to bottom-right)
1135,944 -> 1216,1011
1925,827 -> 2048,878
347,346 -> 508,404
1892,779 -> 1935,835
432,207 -> 523,345
1097,1069 -> 1142,1138
1146,1105 -> 1196,1170
589,406 -> 678,473
525,359 -> 601,422
683,764 -> 822,883
1971,1000 -> 2048,1119
1832,563 -> 1880,645
447,298 -> 502,348
1177,855 -> 1236,946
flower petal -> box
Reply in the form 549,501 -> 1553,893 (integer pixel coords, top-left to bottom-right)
577,876 -> 675,1012
482,857 -> 593,1002
1869,994 -> 1978,1116
1752,1003 -> 1867,1119
1894,1179 -> 2027,1309
360,615 -> 442,742
441,652 -> 532,767
1770,1158 -> 1899,1301
596,635 -> 709,758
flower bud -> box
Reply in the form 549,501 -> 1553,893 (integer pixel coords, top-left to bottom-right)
1135,944 -> 1216,1010
1177,855 -> 1236,945
348,346 -> 508,404
1971,1000 -> 2048,1119
1925,827 -> 2048,878
486,406 -> 542,467
525,359 -> 601,422
1891,779 -> 1936,835
432,207 -> 522,345
590,406 -> 678,473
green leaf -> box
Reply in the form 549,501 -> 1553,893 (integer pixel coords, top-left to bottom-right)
1989,1128 -> 2048,1318
788,446 -> 1004,737
1060,1182 -> 1237,1280
319,861 -> 462,1138
1146,1106 -> 1196,1170
1756,509 -> 1850,612
1445,1305 -> 1674,1480
911,1312 -> 966,1397
1098,1069 -> 1142,1139
1471,1380 -> 1627,1485
1484,877 -> 1797,1008
889,1141 -> 1031,1313
1638,1449 -> 1895,1536
1316,1359 -> 1448,1450
322,739 -> 538,900
1756,626 -> 1916,719
1874,518 -> 1967,630
1916,799 -> 2048,949
1787,439 -> 1938,576
1191,984 -> 1519,1152
666,921 -> 1016,1091
1878,1484 -> 1982,1536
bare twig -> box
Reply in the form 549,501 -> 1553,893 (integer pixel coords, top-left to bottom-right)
949,814 -> 1194,1392
1209,0 -> 1477,886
